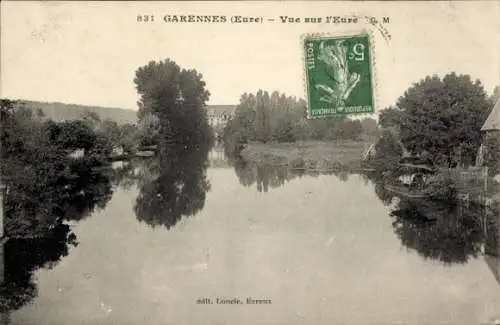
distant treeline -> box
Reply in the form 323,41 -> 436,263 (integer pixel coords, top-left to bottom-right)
19,100 -> 138,125
222,90 -> 378,153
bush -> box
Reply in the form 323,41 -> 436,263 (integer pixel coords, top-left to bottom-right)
483,132 -> 500,176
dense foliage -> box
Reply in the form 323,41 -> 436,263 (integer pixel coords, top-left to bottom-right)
222,90 -> 376,154
378,73 -> 493,167
483,133 -> 500,176
0,100 -> 116,313
133,59 -> 214,151
1,99 -> 113,237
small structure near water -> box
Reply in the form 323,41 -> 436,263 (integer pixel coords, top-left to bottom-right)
477,98 -> 500,170
68,148 -> 85,159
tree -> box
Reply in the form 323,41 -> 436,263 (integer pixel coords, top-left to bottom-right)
339,119 -> 363,140
491,85 -> 500,105
134,59 -> 214,151
224,91 -> 306,147
483,134 -> 500,176
378,73 -> 492,166
46,120 -> 97,151
80,109 -> 101,131
255,90 -> 271,142
135,112 -> 161,147
224,89 -> 368,154
1,100 -> 48,161
360,117 -> 378,137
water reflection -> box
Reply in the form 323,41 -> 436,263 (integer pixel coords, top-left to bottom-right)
1,224 -> 77,314
364,168 -> 500,268
1,156 -> 114,316
3,146 -> 500,323
112,157 -> 160,191
229,157 -> 350,193
132,144 -> 211,229
391,201 -> 489,265
208,148 -> 230,168
485,201 -> 500,285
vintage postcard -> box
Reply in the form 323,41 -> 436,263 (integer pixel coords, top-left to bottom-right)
1,1 -> 500,325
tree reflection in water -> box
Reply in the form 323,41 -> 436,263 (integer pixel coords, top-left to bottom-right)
485,201 -> 500,258
0,224 -> 77,314
364,169 -> 500,266
390,200 -> 487,265
0,157 -> 114,315
133,143 -> 211,229
112,157 -> 160,191
229,156 -> 349,193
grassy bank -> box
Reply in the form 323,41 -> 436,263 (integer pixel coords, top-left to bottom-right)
238,140 -> 373,171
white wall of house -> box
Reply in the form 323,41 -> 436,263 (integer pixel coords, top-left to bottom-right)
207,111 -> 232,128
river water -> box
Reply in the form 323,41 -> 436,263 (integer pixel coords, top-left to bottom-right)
3,151 -> 500,325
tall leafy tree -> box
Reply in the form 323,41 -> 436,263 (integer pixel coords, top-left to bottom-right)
133,59 -> 213,151
378,73 -> 492,166
360,117 -> 378,137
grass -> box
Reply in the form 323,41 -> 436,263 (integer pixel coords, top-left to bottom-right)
239,140 -> 373,171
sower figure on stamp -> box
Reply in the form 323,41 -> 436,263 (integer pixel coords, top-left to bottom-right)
315,40 -> 360,107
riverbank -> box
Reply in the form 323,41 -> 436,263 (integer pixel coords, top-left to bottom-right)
238,140 -> 373,171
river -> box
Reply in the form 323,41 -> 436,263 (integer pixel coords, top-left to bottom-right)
3,152 -> 500,325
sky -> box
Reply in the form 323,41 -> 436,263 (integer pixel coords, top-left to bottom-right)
1,1 -> 499,114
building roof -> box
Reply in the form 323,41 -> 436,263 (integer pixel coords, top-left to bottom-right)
206,105 -> 237,115
482,98 -> 500,131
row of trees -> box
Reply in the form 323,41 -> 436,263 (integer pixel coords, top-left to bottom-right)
78,111 -> 138,154
1,99 -> 139,160
222,90 -> 378,153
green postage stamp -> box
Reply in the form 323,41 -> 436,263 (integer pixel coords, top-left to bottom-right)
303,32 -> 375,118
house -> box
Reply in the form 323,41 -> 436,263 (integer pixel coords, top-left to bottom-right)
482,98 -> 500,286
477,98 -> 500,167
206,105 -> 236,128
68,148 -> 85,158
482,98 -> 500,133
